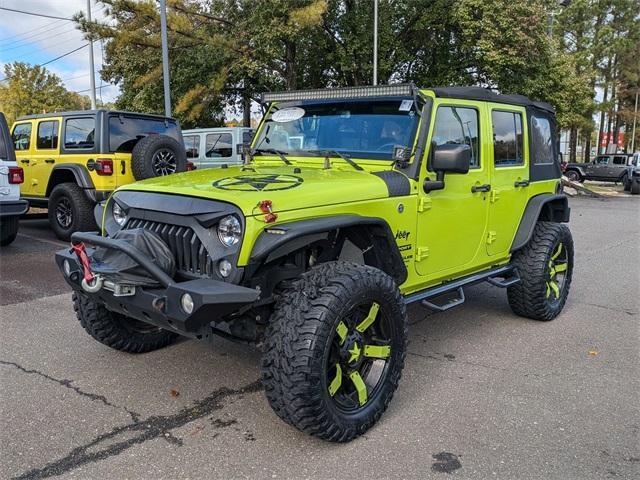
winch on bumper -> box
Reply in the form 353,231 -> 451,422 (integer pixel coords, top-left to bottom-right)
55,231 -> 260,337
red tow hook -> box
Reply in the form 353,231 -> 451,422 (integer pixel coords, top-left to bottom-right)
259,200 -> 278,223
71,242 -> 94,283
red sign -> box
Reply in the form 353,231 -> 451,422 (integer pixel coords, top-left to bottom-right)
600,132 -> 625,147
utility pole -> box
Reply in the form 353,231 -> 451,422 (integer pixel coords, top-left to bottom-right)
373,0 -> 378,86
159,0 -> 171,117
631,89 -> 639,152
86,0 -> 97,109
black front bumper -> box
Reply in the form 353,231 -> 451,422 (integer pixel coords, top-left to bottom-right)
55,232 -> 260,337
0,199 -> 29,218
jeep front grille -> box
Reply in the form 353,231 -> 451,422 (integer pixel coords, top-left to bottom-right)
125,218 -> 215,277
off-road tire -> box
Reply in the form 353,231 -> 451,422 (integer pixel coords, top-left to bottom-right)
0,216 -> 19,246
131,135 -> 186,181
631,179 -> 640,195
48,182 -> 97,241
564,170 -> 581,183
619,173 -> 628,187
262,261 -> 408,442
507,222 -> 574,321
623,176 -> 631,191
73,292 -> 177,353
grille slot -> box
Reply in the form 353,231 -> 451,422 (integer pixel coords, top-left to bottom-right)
126,218 -> 214,277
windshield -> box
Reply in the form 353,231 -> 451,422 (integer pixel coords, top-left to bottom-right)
253,100 -> 419,160
109,115 -> 181,153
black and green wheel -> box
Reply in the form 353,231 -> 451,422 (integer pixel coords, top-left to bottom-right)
262,261 -> 408,442
508,221 -> 574,321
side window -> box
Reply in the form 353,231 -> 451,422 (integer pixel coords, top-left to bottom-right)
530,115 -> 554,164
12,123 -> 32,151
242,130 -> 254,144
183,135 -> 199,158
64,117 -> 95,150
595,156 -> 609,165
431,106 -> 480,168
612,156 -> 627,166
36,120 -> 59,150
205,133 -> 232,158
492,110 -> 523,167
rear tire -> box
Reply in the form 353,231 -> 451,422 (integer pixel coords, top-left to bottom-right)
131,135 -> 186,180
507,222 -> 573,321
73,292 -> 177,353
0,216 -> 19,246
631,179 -> 640,195
262,261 -> 408,442
48,183 -> 97,241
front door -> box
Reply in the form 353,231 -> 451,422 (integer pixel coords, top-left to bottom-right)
415,101 -> 490,279
587,155 -> 609,180
30,118 -> 61,196
486,105 -> 530,256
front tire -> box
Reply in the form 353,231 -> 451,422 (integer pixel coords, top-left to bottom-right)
73,292 -> 177,353
507,222 -> 574,321
565,170 -> 581,182
262,262 -> 408,442
48,183 -> 97,241
631,179 -> 640,195
0,216 -> 19,246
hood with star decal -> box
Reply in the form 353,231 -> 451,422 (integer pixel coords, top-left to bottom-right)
117,165 -> 400,216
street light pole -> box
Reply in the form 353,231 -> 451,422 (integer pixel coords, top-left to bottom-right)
631,89 -> 639,152
159,0 -> 171,117
373,0 -> 378,86
86,0 -> 97,109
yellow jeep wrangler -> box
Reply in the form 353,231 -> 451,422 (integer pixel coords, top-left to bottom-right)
11,110 -> 186,240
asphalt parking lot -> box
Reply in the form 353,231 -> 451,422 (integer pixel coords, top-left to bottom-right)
1,196 -> 638,480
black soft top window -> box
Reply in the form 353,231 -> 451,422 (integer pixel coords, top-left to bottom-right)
108,115 -> 180,152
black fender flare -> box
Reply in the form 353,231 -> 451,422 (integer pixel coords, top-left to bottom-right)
47,164 -> 95,194
564,165 -> 585,178
511,194 -> 570,252
248,215 -> 408,284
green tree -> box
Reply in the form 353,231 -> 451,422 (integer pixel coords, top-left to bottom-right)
0,62 -> 91,125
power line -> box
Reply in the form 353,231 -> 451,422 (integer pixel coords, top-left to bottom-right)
8,35 -> 82,59
74,84 -> 111,94
40,44 -> 89,67
0,19 -> 64,43
0,7 -> 72,21
0,24 -> 75,49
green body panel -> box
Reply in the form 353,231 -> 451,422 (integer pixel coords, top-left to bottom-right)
111,88 -> 560,297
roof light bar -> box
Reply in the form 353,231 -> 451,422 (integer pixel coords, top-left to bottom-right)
261,84 -> 415,103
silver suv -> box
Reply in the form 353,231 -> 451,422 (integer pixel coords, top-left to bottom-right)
182,127 -> 254,168
623,153 -> 640,194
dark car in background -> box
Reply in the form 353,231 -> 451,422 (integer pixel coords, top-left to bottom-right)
564,153 -> 633,184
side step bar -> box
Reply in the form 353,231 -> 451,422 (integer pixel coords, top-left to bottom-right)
404,265 -> 520,309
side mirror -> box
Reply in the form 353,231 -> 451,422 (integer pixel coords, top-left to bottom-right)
424,144 -> 471,193
432,144 -> 471,174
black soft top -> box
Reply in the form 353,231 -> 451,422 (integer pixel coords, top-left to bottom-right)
16,110 -> 176,122
429,87 -> 555,114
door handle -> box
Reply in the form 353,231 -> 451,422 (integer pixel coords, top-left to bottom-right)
514,179 -> 530,187
45,159 -> 56,164
20,159 -> 30,164
471,184 -> 491,193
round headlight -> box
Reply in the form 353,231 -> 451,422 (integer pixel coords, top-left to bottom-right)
112,202 -> 127,226
217,215 -> 242,247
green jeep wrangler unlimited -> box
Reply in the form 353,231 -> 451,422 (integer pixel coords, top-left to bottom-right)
56,85 -> 573,442
12,110 -> 186,240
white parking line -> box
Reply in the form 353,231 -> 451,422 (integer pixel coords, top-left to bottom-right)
17,232 -> 68,248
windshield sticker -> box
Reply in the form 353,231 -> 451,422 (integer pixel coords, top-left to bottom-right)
212,174 -> 303,191
271,107 -> 305,123
399,99 -> 413,112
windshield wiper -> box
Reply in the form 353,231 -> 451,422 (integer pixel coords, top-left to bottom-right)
253,148 -> 292,165
308,149 -> 363,171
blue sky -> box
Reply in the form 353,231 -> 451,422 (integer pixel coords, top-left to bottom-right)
0,0 -> 120,102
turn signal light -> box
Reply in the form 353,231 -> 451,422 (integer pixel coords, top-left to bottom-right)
8,166 -> 24,184
95,158 -> 114,176
186,161 -> 196,171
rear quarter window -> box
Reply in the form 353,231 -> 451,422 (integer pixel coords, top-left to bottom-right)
109,115 -> 180,152
530,116 -> 554,165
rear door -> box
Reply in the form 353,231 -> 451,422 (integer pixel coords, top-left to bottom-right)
610,155 -> 628,180
486,105 -> 530,256
30,118 -> 62,196
11,121 -> 36,196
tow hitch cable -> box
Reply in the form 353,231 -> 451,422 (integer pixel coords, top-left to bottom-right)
71,242 -> 103,293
